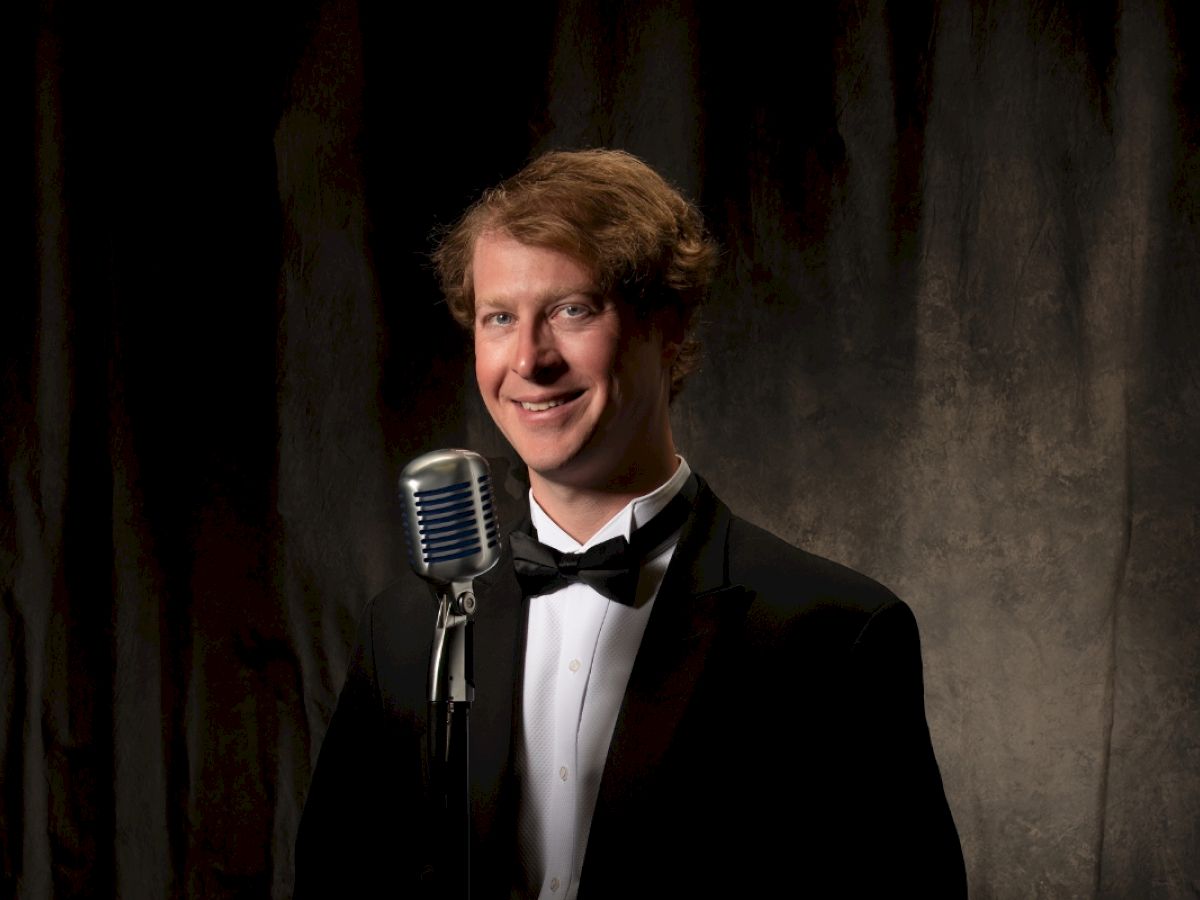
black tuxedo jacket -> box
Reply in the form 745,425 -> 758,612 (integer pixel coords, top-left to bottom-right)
295,476 -> 967,898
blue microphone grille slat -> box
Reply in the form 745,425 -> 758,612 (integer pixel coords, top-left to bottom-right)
426,545 -> 488,563
424,531 -> 479,549
422,520 -> 478,537
417,490 -> 474,511
420,509 -> 472,525
424,534 -> 483,555
417,502 -> 476,525
422,538 -> 483,562
422,523 -> 478,541
416,494 -> 474,511
414,480 -> 471,497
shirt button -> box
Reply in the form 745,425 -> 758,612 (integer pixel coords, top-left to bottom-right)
550,877 -> 561,892
568,659 -> 581,672
559,766 -> 568,781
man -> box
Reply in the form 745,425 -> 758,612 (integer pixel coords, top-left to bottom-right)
296,149 -> 967,898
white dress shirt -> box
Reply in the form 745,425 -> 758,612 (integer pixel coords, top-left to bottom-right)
514,457 -> 693,900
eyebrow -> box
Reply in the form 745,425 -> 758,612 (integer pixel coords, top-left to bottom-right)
474,285 -> 604,310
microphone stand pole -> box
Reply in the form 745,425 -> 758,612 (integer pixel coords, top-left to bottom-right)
429,578 -> 476,900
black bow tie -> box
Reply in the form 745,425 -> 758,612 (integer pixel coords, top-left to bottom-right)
509,475 -> 697,606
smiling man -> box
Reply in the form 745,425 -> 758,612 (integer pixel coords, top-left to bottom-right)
296,150 -> 967,898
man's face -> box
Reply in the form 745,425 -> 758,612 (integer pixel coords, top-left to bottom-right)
471,231 -> 676,495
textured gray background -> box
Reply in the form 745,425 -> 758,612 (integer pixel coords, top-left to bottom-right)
6,0 -> 1198,896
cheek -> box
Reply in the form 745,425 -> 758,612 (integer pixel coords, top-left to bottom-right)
473,339 -> 499,390
575,332 -> 623,382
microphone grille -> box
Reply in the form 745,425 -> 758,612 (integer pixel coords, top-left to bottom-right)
398,449 -> 501,585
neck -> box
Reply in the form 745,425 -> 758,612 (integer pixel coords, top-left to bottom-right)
529,451 -> 680,544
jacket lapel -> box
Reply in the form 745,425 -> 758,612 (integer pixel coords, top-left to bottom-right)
580,478 -> 752,884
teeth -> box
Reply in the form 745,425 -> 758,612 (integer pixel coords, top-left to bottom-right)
521,399 -> 566,411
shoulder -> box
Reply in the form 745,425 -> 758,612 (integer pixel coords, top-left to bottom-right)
702,483 -> 908,650
704,489 -> 931,713
726,511 -> 899,614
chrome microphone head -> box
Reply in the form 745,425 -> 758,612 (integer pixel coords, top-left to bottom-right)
398,449 -> 501,587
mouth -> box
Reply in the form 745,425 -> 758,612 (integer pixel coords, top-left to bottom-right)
514,390 -> 584,412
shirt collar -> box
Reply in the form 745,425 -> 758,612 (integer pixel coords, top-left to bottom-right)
528,456 -> 693,554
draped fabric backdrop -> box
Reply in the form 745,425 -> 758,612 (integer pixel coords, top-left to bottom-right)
6,1 -> 1198,896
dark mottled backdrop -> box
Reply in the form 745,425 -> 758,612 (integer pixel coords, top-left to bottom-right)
5,1 -> 1197,897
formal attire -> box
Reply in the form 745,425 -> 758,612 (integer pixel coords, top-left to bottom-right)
295,468 -> 967,898
513,459 -> 695,899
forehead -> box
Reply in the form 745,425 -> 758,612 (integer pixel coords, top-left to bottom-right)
471,232 -> 597,305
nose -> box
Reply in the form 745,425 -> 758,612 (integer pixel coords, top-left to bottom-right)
512,318 -> 565,381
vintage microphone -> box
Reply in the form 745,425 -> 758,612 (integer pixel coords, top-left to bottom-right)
398,449 -> 501,900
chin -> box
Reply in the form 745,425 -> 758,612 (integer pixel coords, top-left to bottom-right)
507,431 -> 594,478
536,454 -> 634,494
524,453 -> 591,485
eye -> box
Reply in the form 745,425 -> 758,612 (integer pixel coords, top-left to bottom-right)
480,310 -> 514,327
555,303 -> 591,320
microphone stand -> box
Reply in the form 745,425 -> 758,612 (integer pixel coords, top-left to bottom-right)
429,578 -> 477,900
